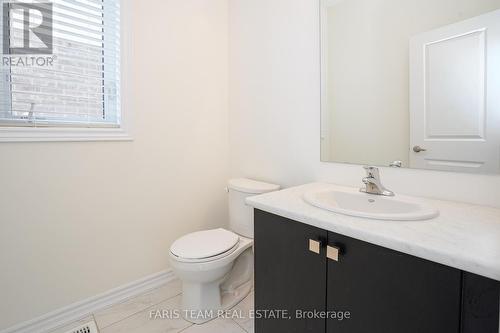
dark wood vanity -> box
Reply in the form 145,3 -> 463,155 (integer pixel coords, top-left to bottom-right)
254,209 -> 500,333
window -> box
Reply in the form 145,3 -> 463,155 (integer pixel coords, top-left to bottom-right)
0,0 -> 127,141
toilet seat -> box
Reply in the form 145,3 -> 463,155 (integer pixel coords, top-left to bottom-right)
170,228 -> 240,263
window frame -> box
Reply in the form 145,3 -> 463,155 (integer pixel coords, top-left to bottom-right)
0,0 -> 132,142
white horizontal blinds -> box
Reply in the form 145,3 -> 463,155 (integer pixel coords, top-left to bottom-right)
0,0 -> 120,127
102,0 -> 120,125
0,6 -> 12,116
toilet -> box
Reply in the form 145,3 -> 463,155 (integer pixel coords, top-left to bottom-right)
169,178 -> 280,324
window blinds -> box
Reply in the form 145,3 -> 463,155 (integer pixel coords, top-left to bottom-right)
0,0 -> 121,127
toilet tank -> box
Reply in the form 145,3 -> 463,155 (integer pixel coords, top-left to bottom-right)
228,178 -> 280,238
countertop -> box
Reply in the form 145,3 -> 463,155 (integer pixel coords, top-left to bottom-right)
246,183 -> 500,281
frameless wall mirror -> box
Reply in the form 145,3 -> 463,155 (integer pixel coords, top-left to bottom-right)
320,0 -> 500,174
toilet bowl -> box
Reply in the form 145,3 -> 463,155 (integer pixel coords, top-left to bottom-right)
169,179 -> 280,324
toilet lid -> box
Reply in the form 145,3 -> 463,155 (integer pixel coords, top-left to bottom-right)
170,228 -> 239,260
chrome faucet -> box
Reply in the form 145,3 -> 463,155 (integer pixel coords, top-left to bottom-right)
360,166 -> 394,196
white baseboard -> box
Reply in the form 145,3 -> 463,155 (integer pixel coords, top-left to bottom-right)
1,269 -> 176,333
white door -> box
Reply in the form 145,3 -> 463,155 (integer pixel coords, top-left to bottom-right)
410,10 -> 500,174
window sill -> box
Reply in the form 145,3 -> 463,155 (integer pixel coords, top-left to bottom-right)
0,127 -> 133,142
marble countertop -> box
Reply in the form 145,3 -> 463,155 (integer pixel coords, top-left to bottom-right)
246,183 -> 500,281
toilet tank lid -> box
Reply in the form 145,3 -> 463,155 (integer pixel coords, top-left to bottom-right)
228,178 -> 280,194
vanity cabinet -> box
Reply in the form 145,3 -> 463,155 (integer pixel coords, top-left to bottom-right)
254,209 -> 500,333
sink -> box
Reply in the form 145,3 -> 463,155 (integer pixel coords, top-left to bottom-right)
303,187 -> 439,221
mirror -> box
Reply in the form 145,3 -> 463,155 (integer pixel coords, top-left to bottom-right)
320,0 -> 500,174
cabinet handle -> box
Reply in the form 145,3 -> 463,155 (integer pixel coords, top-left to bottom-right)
327,245 -> 340,262
309,239 -> 321,254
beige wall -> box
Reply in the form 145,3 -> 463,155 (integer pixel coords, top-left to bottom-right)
229,0 -> 500,206
324,0 -> 500,167
0,0 -> 229,329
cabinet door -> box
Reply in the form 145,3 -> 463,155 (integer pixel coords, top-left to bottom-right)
327,232 -> 462,333
254,210 -> 327,333
461,272 -> 500,333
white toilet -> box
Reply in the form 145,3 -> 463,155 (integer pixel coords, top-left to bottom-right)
169,178 -> 280,324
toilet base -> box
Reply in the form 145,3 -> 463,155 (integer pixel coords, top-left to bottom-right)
181,248 -> 254,324
182,279 -> 252,324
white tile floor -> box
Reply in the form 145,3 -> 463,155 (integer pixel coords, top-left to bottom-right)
50,279 -> 254,333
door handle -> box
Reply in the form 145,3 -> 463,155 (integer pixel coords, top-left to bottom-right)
309,239 -> 321,254
389,160 -> 402,168
327,245 -> 340,262
413,146 -> 427,153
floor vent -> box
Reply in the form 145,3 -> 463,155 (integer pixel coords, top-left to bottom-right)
64,320 -> 99,333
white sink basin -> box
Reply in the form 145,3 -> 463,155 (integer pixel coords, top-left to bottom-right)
303,187 -> 439,221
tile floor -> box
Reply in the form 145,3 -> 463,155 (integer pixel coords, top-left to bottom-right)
50,279 -> 254,333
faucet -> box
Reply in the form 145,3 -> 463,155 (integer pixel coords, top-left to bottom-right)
360,166 -> 394,196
